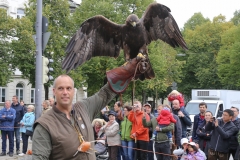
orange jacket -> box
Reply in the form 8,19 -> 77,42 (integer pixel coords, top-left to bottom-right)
128,110 -> 150,141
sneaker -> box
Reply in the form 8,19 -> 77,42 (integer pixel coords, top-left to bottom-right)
9,152 -> 13,157
18,153 -> 25,156
16,150 -> 20,155
0,152 -> 6,156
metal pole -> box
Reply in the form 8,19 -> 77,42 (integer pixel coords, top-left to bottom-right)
35,0 -> 42,120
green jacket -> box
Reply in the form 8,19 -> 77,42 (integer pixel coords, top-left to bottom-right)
142,117 -> 174,143
120,116 -> 133,141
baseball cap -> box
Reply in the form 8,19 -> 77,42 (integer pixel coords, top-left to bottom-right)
143,103 -> 151,108
188,142 -> 196,146
181,138 -> 188,145
108,111 -> 116,117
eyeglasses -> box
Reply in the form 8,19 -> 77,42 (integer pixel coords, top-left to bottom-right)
134,104 -> 139,107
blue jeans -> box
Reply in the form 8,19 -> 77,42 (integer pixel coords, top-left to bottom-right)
1,130 -> 14,153
121,140 -> 134,160
14,127 -> 20,151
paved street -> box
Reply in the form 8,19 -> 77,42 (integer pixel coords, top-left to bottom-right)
0,139 -> 32,160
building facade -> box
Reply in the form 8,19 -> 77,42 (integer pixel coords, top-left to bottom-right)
0,0 -> 86,107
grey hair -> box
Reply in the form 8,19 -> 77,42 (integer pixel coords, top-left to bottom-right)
53,74 -> 74,88
44,100 -> 50,107
28,105 -> 35,111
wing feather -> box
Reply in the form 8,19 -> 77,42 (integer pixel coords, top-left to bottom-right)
140,3 -> 188,50
62,16 -> 122,72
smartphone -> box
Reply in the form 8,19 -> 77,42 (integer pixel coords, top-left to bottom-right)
212,117 -> 216,121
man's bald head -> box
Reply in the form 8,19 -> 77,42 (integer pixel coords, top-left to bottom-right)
172,99 -> 180,110
53,75 -> 74,88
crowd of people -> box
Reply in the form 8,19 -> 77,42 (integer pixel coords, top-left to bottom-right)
0,95 -> 54,157
1,74 -> 238,160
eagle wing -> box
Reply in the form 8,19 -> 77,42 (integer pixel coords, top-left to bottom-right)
62,15 -> 123,72
140,3 -> 188,49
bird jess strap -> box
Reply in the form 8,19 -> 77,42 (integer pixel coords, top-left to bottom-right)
106,53 -> 149,94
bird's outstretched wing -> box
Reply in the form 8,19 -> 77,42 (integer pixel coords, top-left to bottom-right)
62,15 -> 123,72
140,3 -> 188,49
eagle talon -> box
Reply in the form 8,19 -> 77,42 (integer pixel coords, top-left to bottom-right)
137,53 -> 146,61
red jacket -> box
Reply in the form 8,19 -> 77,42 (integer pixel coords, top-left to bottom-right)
168,94 -> 185,107
128,110 -> 149,141
157,110 -> 176,125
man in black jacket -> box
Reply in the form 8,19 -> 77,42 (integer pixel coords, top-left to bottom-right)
229,106 -> 240,159
192,102 -> 207,142
205,109 -> 238,160
172,99 -> 192,138
11,95 -> 25,155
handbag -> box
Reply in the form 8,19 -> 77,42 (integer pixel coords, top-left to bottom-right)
25,130 -> 33,136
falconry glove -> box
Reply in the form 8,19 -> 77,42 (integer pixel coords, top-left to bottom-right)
106,53 -> 149,94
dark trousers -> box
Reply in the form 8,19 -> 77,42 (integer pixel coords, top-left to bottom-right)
22,133 -> 30,154
134,140 -> 148,160
1,130 -> 14,153
14,127 -> 20,151
155,141 -> 171,160
109,146 -> 119,160
147,140 -> 154,160
208,149 -> 228,160
228,148 -> 237,160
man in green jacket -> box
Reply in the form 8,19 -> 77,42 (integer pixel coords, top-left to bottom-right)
143,105 -> 174,160
32,55 -> 148,160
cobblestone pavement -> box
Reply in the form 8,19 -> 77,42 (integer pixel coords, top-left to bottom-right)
0,139 -> 32,160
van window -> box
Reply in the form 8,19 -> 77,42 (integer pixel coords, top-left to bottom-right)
185,103 -> 217,116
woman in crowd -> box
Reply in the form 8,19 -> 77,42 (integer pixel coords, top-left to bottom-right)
196,111 -> 213,158
41,100 -> 51,115
100,111 -> 120,160
19,105 -> 35,156
120,106 -> 133,160
92,118 -> 106,140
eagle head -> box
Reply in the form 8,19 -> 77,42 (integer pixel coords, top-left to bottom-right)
126,14 -> 139,27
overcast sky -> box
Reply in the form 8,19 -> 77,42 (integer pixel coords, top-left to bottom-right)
156,0 -> 239,29
73,0 -> 239,29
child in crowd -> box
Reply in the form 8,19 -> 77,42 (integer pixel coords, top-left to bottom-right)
168,90 -> 185,107
173,139 -> 206,160
152,105 -> 176,144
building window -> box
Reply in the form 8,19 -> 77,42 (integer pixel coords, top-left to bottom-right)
17,8 -> 25,19
16,83 -> 24,101
31,89 -> 35,104
0,87 -> 6,102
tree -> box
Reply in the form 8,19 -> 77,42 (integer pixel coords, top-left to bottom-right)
11,0 -> 74,99
217,25 -> 240,88
183,12 -> 210,31
231,10 -> 240,26
0,9 -> 16,86
179,15 -> 234,97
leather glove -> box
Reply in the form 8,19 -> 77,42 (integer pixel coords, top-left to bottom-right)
106,53 -> 149,94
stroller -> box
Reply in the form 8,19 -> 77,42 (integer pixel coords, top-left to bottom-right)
94,132 -> 108,160
94,140 -> 108,160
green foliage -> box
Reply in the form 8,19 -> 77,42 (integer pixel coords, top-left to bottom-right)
217,25 -> 240,88
0,9 -> 16,85
179,14 -> 234,97
12,0 -> 74,87
183,12 -> 210,31
231,10 -> 240,26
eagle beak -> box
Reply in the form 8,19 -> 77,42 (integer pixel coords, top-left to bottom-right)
131,22 -> 136,27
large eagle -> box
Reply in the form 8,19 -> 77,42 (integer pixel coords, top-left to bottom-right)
62,2 -> 187,79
